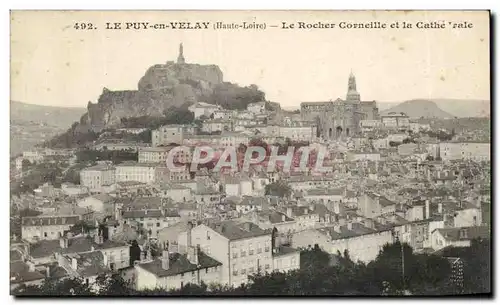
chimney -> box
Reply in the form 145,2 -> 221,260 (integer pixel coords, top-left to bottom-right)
460,229 -> 468,239
281,214 -> 286,222
71,257 -> 78,270
325,230 -> 332,239
91,246 -> 95,252
243,222 -> 251,231
333,225 -> 341,233
364,218 -> 374,229
286,207 -> 293,218
438,202 -> 443,214
187,221 -> 193,248
103,252 -> 108,267
347,222 -> 353,231
59,237 -> 67,249
45,266 -> 50,278
161,249 -> 170,270
27,261 -> 35,272
187,246 -> 199,265
425,200 -> 430,219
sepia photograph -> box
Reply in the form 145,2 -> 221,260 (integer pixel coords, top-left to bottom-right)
9,10 -> 491,297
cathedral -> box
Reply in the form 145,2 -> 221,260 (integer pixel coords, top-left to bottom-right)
300,73 -> 379,139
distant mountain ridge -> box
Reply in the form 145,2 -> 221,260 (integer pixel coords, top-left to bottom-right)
380,100 -> 454,119
378,99 -> 490,118
10,100 -> 86,128
10,101 -> 87,156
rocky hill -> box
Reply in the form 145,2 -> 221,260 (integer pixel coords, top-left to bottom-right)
81,61 -> 224,130
380,100 -> 454,119
79,58 -> 266,132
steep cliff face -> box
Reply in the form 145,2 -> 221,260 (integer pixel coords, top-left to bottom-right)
81,61 -> 224,131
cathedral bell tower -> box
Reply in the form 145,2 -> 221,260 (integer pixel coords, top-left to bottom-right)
346,72 -> 360,102
177,43 -> 185,64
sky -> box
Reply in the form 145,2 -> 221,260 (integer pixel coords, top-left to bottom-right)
10,10 -> 490,109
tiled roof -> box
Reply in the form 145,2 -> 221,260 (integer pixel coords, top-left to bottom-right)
70,251 -> 110,277
138,251 -> 222,278
81,164 -> 115,171
436,226 -> 490,242
239,196 -> 268,207
29,236 -> 127,258
367,193 -> 396,207
315,204 -> 338,219
319,222 -> 390,240
258,211 -> 294,224
10,261 -> 45,284
22,215 -> 80,227
306,188 -> 344,196
272,246 -> 300,257
10,249 -> 23,262
207,221 -> 271,241
122,209 -> 163,219
92,194 -> 115,203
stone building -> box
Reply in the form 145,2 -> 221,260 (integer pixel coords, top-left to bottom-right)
300,73 -> 379,139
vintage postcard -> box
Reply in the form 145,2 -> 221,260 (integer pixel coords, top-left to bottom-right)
10,10 -> 491,296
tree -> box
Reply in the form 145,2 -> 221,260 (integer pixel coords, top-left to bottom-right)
95,273 -> 131,296
129,240 -> 142,266
19,208 -> 42,217
21,159 -> 32,171
12,277 -> 93,296
68,221 -> 96,235
265,181 -> 291,198
368,241 -> 452,295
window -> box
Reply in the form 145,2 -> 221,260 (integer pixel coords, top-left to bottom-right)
241,268 -> 246,275
265,246 -> 270,252
205,268 -> 209,274
233,252 -> 238,259
241,251 -> 246,257
265,264 -> 270,270
192,271 -> 195,276
44,232 -> 47,237
232,264 -> 238,276
156,222 -> 160,227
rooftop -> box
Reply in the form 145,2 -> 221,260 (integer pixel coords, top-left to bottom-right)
319,222 -> 391,241
29,236 -> 128,259
10,261 -> 45,284
272,245 -> 300,257
206,220 -> 271,241
435,226 -> 490,242
138,251 -> 221,278
22,215 -> 80,227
